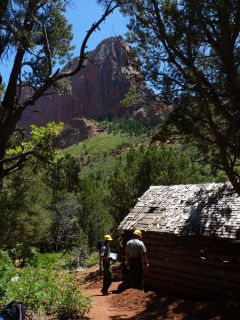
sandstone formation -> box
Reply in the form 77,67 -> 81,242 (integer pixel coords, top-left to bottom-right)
56,118 -> 104,148
19,37 -> 137,127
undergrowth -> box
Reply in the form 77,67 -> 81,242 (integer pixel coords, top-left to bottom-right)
0,250 -> 92,319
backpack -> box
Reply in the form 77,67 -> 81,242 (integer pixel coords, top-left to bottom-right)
96,240 -> 102,254
1,301 -> 25,320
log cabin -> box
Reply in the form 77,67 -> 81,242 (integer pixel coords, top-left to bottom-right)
118,183 -> 240,299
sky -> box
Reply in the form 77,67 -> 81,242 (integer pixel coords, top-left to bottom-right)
66,0 -> 128,53
1,0 -> 128,83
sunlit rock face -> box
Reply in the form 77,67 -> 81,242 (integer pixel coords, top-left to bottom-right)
19,37 -> 136,127
55,118 -> 105,148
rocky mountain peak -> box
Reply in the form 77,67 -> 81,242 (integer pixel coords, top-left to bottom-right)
20,36 -> 138,127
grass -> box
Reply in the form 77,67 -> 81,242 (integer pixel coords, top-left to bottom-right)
64,132 -> 130,157
85,252 -> 100,268
63,132 -> 149,178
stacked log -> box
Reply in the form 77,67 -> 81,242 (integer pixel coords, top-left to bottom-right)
143,232 -> 240,299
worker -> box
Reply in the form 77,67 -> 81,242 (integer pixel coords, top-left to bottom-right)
125,229 -> 149,290
100,234 -> 113,295
117,232 -> 129,282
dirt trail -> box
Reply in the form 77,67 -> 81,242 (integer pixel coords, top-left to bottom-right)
81,281 -> 139,320
77,265 -> 152,320
78,266 -> 240,320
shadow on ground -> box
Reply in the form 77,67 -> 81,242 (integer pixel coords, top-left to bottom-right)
109,289 -> 240,320
81,265 -> 240,320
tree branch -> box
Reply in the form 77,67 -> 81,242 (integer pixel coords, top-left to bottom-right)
43,23 -> 52,77
21,1 -> 118,111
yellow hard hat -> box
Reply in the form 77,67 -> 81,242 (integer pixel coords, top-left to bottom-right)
133,230 -> 142,238
104,234 -> 113,241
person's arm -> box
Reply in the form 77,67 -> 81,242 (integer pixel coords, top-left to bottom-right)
143,252 -> 149,270
141,241 -> 149,270
125,243 -> 129,267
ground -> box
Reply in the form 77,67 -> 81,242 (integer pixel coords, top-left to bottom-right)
77,265 -> 240,320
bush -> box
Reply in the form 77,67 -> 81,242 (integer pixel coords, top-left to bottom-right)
3,267 -> 91,317
3,267 -> 59,314
0,250 -> 15,299
30,252 -> 67,269
9,245 -> 38,267
56,274 -> 91,319
85,252 -> 99,268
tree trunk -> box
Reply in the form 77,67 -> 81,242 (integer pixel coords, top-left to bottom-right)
220,149 -> 240,196
0,149 -> 5,190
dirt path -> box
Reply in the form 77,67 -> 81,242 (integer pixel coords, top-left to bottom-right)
81,280 -> 139,320
78,266 -> 240,320
78,266 -> 139,320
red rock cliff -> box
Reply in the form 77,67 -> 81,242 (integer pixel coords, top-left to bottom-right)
19,37 -> 136,127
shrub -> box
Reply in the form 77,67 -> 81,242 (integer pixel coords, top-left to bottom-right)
9,244 -> 38,264
67,244 -> 90,269
0,250 -> 15,299
3,267 -> 91,318
56,274 -> 91,319
30,252 -> 66,269
85,252 -> 99,268
3,267 -> 59,314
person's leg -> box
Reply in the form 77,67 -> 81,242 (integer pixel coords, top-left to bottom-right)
101,262 -> 108,294
101,261 -> 112,295
106,266 -> 113,292
128,258 -> 138,289
135,262 -> 144,290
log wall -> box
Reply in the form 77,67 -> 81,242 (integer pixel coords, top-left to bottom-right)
143,232 -> 240,299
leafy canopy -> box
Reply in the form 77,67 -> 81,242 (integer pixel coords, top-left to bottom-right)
0,0 -> 117,185
117,0 -> 240,195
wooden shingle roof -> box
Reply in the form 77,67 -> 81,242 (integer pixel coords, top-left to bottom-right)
118,183 -> 240,239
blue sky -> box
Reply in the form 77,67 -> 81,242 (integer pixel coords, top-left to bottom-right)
67,1 -> 128,53
1,0 -> 128,83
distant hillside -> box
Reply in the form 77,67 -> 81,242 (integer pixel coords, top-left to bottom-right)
63,131 -> 149,177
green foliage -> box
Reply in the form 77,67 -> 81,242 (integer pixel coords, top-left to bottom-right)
121,87 -> 144,108
0,168 -> 52,248
0,250 -> 15,299
8,245 -> 38,266
45,153 -> 81,192
64,132 -> 133,177
0,250 -> 92,317
55,274 -> 91,319
65,132 -> 129,157
4,122 -> 65,181
2,266 -> 91,318
118,0 -> 240,194
101,116 -> 152,137
0,123 -> 81,250
107,144 -> 224,224
7,122 -> 64,159
77,176 -> 113,248
29,252 -> 67,269
85,252 -> 99,268
46,192 -> 82,252
44,177 -> 112,252
3,267 -> 59,314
